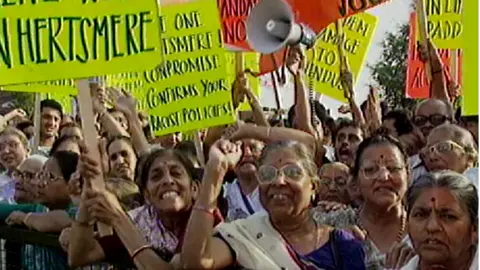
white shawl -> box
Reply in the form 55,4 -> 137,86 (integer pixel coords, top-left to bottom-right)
215,212 -> 302,270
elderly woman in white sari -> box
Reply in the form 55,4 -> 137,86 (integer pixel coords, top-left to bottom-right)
181,139 -> 366,270
401,171 -> 478,270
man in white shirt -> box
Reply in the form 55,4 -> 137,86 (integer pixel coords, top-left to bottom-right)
224,139 -> 265,221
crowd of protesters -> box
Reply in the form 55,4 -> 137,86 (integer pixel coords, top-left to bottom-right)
0,42 -> 476,270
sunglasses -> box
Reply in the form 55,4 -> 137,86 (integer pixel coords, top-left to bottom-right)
258,164 -> 304,183
413,114 -> 451,127
421,140 -> 465,156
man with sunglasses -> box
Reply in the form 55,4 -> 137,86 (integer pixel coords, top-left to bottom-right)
410,99 -> 455,182
413,99 -> 454,138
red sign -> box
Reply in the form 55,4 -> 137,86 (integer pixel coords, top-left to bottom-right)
258,0 -> 391,74
406,13 -> 462,99
220,0 -> 391,53
218,0 -> 260,51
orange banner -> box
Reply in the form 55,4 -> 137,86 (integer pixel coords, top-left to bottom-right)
219,0 -> 260,51
406,12 -> 462,99
221,0 -> 390,54
257,0 -> 391,72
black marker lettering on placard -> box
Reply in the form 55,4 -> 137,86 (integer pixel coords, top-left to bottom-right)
174,10 -> 202,30
427,20 -> 462,40
162,32 -> 214,55
201,78 -> 228,97
0,18 -> 12,68
146,84 -> 200,109
149,101 -> 232,133
0,0 -> 60,8
425,0 -> 462,16
0,8 -> 155,68
338,0 -> 387,17
143,54 -> 220,83
305,62 -> 343,90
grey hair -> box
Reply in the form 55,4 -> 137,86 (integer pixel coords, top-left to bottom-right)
406,171 -> 478,223
430,124 -> 478,163
258,140 -> 318,181
414,98 -> 455,119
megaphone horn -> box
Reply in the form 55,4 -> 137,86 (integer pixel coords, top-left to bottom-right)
246,0 -> 317,54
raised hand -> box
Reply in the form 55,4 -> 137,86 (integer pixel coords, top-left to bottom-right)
340,69 -> 354,100
286,45 -> 306,76
208,139 -> 242,172
114,90 -> 137,117
4,108 -> 27,122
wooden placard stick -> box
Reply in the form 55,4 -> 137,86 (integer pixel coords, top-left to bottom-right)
75,79 -> 113,236
32,93 -> 41,154
450,49 -> 458,85
194,130 -> 205,167
416,0 -> 432,80
336,19 -> 354,101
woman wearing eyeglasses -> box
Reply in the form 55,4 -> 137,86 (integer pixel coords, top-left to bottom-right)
317,162 -> 352,206
181,139 -> 366,270
313,134 -> 416,269
401,171 -> 478,270
416,124 -> 478,186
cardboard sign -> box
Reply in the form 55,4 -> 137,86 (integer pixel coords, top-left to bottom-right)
218,0 -> 259,51
0,79 -> 77,94
305,13 -> 378,102
144,0 -> 235,136
0,0 -> 162,85
462,0 -> 476,115
224,51 -> 261,111
406,12 -> 462,99
421,0 -> 463,49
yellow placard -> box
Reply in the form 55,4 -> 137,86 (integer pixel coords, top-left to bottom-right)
106,72 -> 148,111
0,0 -> 162,86
143,0 -> 235,136
462,0 -> 480,115
420,0 -> 463,49
224,52 -> 261,111
305,13 -> 378,103
0,79 -> 77,94
41,92 -> 74,115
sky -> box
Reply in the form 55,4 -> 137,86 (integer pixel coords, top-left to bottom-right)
259,0 -> 413,118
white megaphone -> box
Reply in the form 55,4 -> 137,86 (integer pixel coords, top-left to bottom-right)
246,0 -> 317,54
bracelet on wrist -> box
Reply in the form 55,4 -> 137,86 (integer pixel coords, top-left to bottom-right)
192,205 -> 215,218
74,220 -> 95,227
23,213 -> 32,227
130,244 -> 153,260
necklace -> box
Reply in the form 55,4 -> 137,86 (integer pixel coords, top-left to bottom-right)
357,206 -> 407,243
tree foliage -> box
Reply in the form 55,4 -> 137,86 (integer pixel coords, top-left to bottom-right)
369,23 -> 418,111
8,92 -> 35,117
